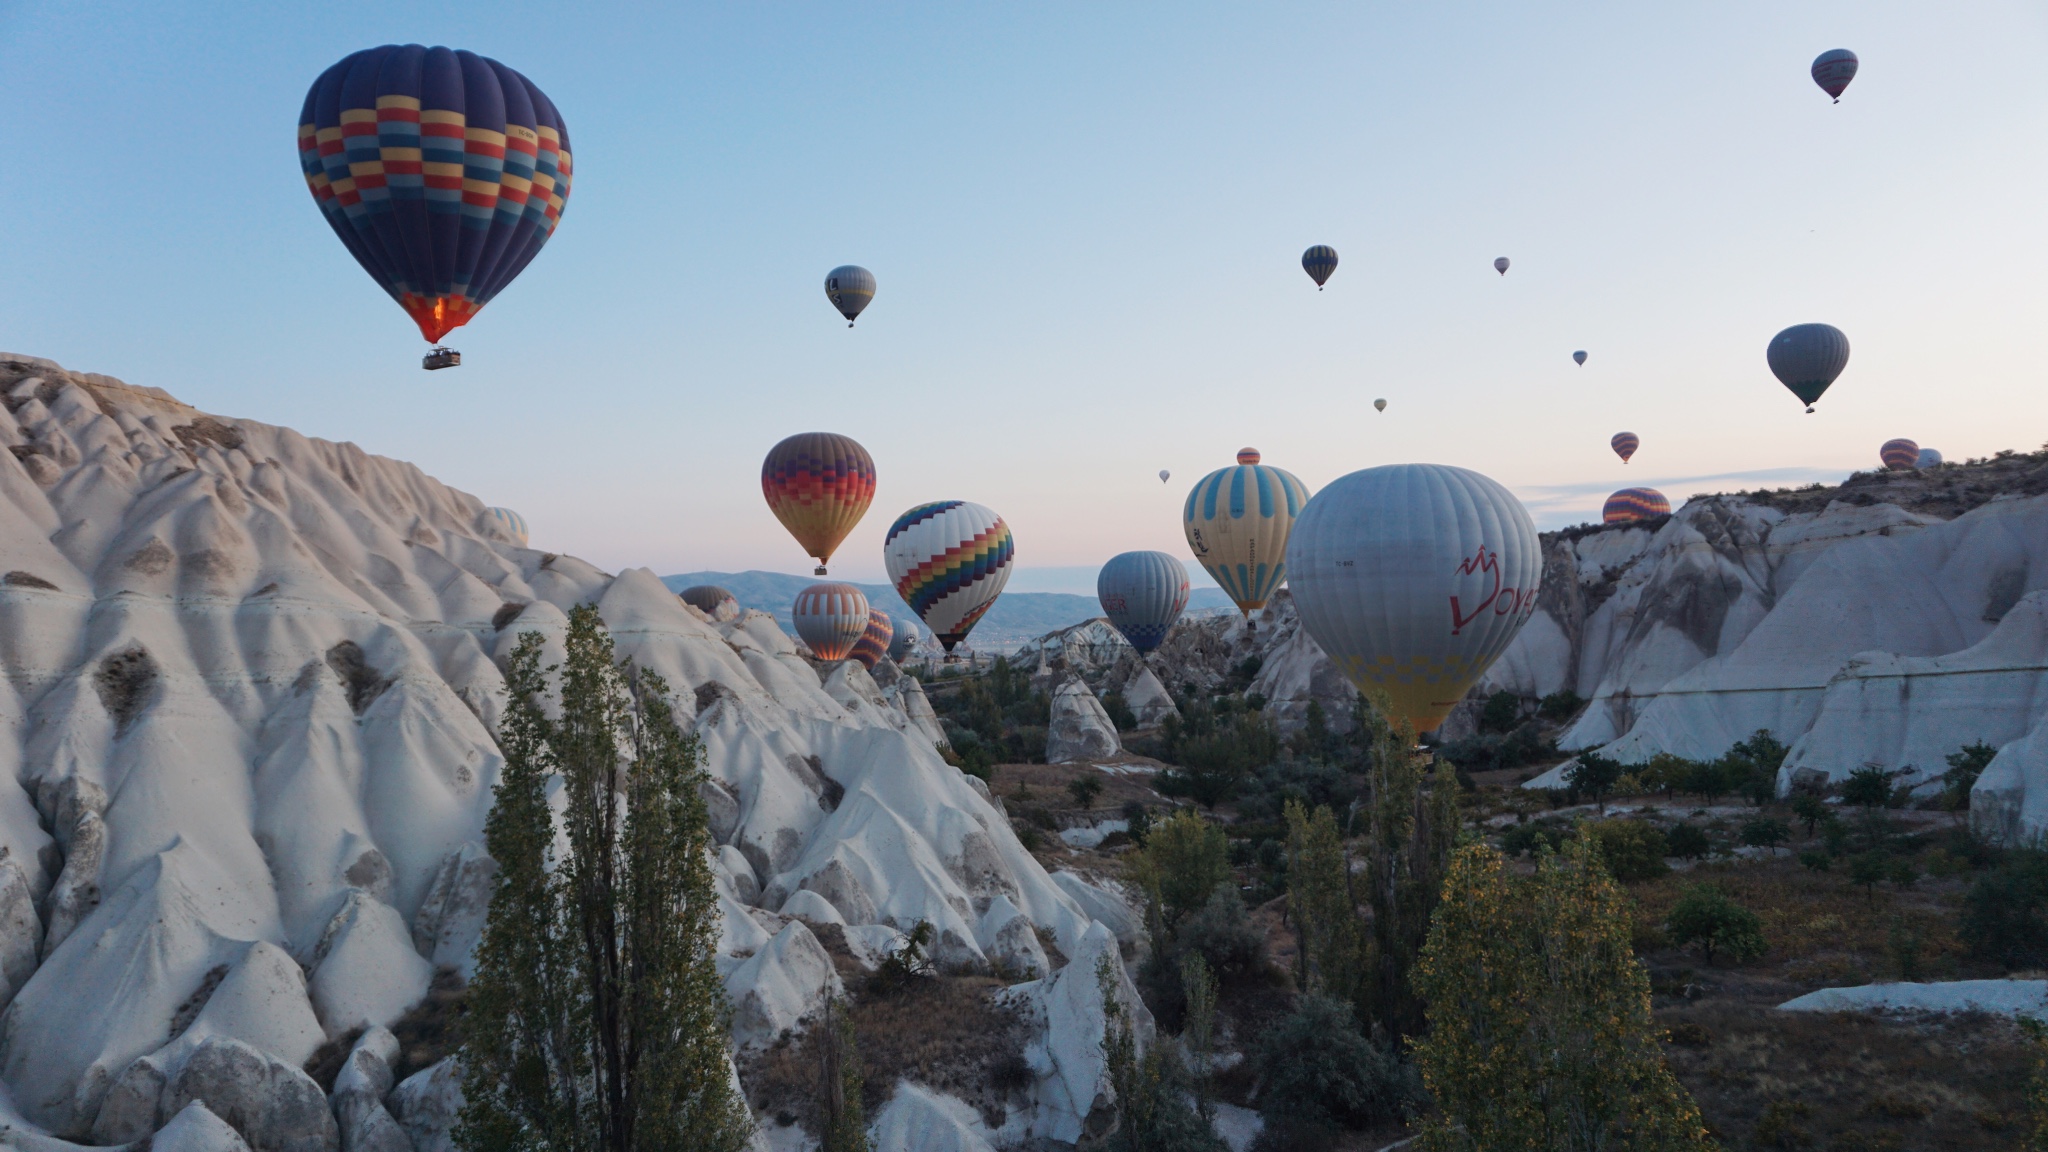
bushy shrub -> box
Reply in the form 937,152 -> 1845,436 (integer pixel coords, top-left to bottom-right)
1160,699 -> 1280,808
1740,816 -> 1790,853
1666,884 -> 1767,965
1538,690 -> 1585,722
1479,690 -> 1522,735
1842,765 -> 1901,810
1251,994 -> 1420,1149
1565,752 -> 1625,807
1501,821 -> 1570,859
1141,888 -> 1267,1029
1665,822 -> 1711,861
1580,818 -> 1669,881
1436,721 -> 1551,774
1961,851 -> 2048,969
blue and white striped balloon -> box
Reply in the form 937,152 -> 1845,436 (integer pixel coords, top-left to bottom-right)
1182,449 -> 1311,624
1097,551 -> 1191,654
793,582 -> 870,662
484,506 -> 529,548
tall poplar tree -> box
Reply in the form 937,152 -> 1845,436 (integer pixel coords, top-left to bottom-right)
457,606 -> 754,1152
1412,840 -> 1716,1152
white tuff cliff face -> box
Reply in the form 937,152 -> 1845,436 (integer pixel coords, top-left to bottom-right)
1023,473 -> 2048,840
0,354 -> 1129,1151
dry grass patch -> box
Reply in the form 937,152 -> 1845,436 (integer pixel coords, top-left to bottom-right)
1657,999 -> 2029,1150
740,974 -> 1029,1137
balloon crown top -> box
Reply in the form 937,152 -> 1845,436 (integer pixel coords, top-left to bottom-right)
1236,448 -> 1261,465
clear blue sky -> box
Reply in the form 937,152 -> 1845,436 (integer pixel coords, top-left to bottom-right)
2,1 -> 2043,588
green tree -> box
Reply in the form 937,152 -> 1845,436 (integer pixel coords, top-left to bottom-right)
1942,740 -> 1997,816
2022,1016 -> 2048,1151
1412,842 -> 1715,1152
1357,699 -> 1458,1040
1284,800 -> 1363,1003
1097,958 -> 1224,1152
1564,752 -> 1623,811
819,1000 -> 869,1152
1740,816 -> 1790,855
1068,775 -> 1104,809
1579,818 -> 1669,882
1841,765 -> 1896,810
1664,822 -> 1711,861
1666,884 -> 1767,966
1180,953 -> 1217,1125
1790,792 -> 1827,838
458,608 -> 752,1152
1252,993 -> 1418,1149
1134,809 -> 1232,928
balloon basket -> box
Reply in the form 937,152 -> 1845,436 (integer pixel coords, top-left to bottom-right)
423,347 -> 461,371
814,565 -> 827,576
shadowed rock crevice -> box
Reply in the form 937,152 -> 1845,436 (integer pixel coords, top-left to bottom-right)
95,647 -> 159,734
325,641 -> 390,715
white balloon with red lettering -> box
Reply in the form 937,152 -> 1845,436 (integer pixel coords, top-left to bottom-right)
1285,463 -> 1540,734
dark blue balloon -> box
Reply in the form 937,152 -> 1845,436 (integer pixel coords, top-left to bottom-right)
1767,324 -> 1850,411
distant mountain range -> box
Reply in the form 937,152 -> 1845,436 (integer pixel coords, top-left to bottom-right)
662,570 -> 1237,652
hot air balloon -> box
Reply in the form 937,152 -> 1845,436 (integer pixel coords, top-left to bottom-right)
1603,488 -> 1671,524
884,501 -> 1014,655
848,608 -> 895,670
1494,257 -> 1510,275
678,585 -> 738,620
825,265 -> 875,326
793,582 -> 870,661
887,618 -> 920,662
1767,323 -> 1850,413
1573,351 -> 1588,366
1097,551 -> 1190,655
299,46 -> 572,370
1880,438 -> 1920,471
1374,398 -> 1387,413
1302,245 -> 1338,289
762,433 -> 876,575
1183,449 -> 1311,632
1611,432 -> 1640,464
1916,448 -> 1943,469
483,506 -> 529,547
1159,469 -> 1171,484
1287,464 -> 1540,733
1812,49 -> 1858,102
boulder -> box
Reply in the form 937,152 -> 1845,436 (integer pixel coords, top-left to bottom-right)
409,842 -> 497,979
162,1037 -> 338,1152
1046,678 -> 1119,764
1049,871 -> 1142,945
152,1101 -> 256,1152
866,1080 -> 998,1152
386,1056 -> 464,1152
977,895 -> 1049,979
723,919 -> 842,1049
308,890 -> 432,1032
0,856 -> 40,1010
331,1027 -> 409,1152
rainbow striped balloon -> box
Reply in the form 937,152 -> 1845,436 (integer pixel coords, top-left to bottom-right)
1611,432 -> 1639,464
1184,449 -> 1311,623
1603,488 -> 1671,524
299,46 -> 572,345
848,608 -> 895,670
884,501 -> 1014,653
763,432 -> 876,575
1880,438 -> 1920,471
793,582 -> 870,662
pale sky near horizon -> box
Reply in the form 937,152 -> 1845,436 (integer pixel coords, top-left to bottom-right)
2,2 -> 2043,588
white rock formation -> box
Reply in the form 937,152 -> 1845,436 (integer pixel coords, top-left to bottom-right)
151,1101 -> 256,1152
1002,923 -> 1151,1146
1483,487 -> 2048,839
385,1057 -> 463,1152
867,1080 -> 999,1152
724,919 -> 843,1049
0,354 -> 1112,1145
1779,978 -> 2047,1020
1047,677 -> 1121,764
